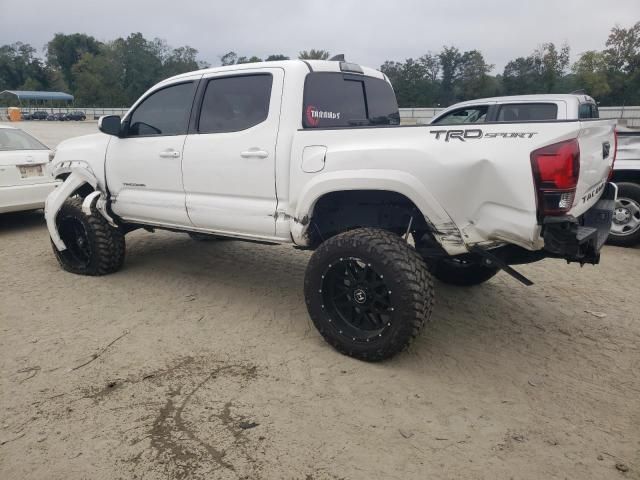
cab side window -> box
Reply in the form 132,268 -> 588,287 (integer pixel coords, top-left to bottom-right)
432,106 -> 488,125
127,82 -> 196,137
496,103 -> 557,122
198,74 -> 273,134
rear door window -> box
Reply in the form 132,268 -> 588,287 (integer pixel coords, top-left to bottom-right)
432,106 -> 489,125
303,72 -> 399,128
496,103 -> 558,122
198,74 -> 272,133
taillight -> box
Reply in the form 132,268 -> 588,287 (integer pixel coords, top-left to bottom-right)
530,139 -> 580,217
608,129 -> 617,180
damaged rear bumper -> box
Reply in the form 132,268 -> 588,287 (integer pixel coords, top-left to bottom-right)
542,182 -> 617,265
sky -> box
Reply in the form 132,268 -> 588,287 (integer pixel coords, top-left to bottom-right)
0,0 -> 638,73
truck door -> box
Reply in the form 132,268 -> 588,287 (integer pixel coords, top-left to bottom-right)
181,68 -> 283,237
106,76 -> 200,226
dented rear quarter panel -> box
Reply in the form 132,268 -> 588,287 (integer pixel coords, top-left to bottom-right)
287,121 -> 615,252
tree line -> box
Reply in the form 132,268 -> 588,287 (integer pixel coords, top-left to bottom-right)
0,22 -> 638,108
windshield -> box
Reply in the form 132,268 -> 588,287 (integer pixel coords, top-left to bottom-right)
0,129 -> 48,151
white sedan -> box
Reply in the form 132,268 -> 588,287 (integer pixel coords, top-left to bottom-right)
0,125 -> 58,213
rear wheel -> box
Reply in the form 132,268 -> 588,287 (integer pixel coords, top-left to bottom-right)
304,228 -> 434,361
52,197 -> 125,275
608,182 -> 640,247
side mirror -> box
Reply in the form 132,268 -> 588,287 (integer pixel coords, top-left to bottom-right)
98,115 -> 122,137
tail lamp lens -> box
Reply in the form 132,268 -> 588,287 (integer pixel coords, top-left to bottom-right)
530,139 -> 580,216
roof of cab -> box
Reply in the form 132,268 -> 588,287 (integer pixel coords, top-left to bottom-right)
163,59 -> 385,84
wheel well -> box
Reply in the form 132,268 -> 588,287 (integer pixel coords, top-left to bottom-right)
307,190 -> 431,247
611,170 -> 640,184
55,173 -> 95,198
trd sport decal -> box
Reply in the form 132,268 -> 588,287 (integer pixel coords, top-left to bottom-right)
305,105 -> 341,126
430,129 -> 538,142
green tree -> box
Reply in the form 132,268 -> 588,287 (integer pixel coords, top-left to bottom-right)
46,33 -> 102,90
502,56 -> 539,94
572,50 -> 611,98
71,48 -> 126,106
220,51 -> 238,66
163,46 -> 207,76
113,33 -> 163,104
0,42 -> 51,91
457,50 -> 494,100
236,56 -> 262,64
298,49 -> 330,60
534,42 -> 570,92
265,54 -> 290,61
438,46 -> 463,105
603,22 -> 640,104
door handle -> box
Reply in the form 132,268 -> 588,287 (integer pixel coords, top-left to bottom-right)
159,149 -> 180,159
240,148 -> 269,159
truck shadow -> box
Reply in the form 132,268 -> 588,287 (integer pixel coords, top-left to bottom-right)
0,209 -> 46,233
121,231 -> 583,371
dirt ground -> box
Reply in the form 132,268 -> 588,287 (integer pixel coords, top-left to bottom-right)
1,122 -> 639,480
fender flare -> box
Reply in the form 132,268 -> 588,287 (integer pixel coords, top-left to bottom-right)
45,168 -> 105,251
291,169 -> 467,254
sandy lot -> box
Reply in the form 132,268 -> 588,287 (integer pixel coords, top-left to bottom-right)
1,122 -> 639,479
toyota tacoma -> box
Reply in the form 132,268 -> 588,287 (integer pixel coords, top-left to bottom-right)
44,60 -> 617,361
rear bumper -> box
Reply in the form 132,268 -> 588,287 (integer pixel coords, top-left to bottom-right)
542,182 -> 616,264
0,181 -> 60,214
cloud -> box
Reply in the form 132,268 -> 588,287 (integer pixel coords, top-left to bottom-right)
0,0 -> 637,71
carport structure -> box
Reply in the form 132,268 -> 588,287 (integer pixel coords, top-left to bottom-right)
0,90 -> 74,109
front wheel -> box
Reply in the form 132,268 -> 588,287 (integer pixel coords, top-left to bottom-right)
304,228 -> 434,361
52,197 -> 125,276
607,182 -> 640,247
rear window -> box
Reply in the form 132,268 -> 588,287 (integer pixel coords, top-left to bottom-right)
303,72 -> 400,128
496,103 -> 558,122
0,129 -> 47,151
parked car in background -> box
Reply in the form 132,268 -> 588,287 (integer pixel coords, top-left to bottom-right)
65,111 -> 86,121
430,93 -> 600,125
0,126 -> 58,213
20,111 -> 32,120
31,111 -> 48,120
47,112 -> 67,121
609,129 -> 640,246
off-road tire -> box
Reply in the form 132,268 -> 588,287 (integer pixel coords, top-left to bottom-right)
429,258 -> 499,286
304,228 -> 434,361
607,182 -> 640,247
52,197 -> 125,276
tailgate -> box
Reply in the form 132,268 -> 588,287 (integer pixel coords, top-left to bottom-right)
570,120 -> 617,217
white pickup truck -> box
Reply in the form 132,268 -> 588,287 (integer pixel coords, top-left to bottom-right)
610,129 -> 640,246
432,94 -> 639,246
45,60 -> 617,361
